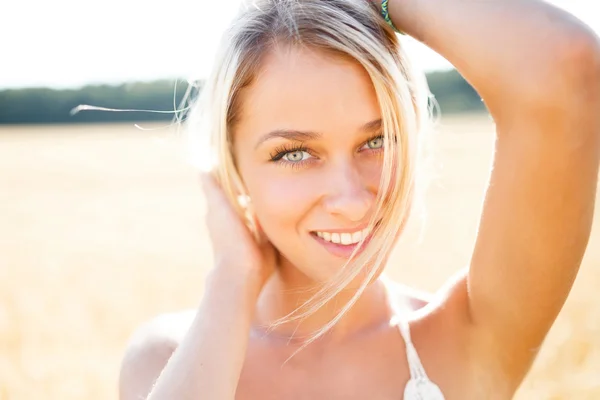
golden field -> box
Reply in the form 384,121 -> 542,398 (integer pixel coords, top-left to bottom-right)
0,114 -> 598,399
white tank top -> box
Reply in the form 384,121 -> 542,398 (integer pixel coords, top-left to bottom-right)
384,277 -> 446,400
395,316 -> 446,400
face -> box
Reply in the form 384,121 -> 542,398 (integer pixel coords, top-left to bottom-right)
233,45 -> 386,282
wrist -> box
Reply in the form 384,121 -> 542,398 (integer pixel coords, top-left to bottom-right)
369,0 -> 404,35
205,264 -> 265,302
372,0 -> 423,39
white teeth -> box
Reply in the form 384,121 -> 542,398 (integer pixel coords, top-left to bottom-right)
340,233 -> 352,245
331,233 -> 341,244
314,228 -> 370,245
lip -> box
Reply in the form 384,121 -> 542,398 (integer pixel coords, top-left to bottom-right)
311,230 -> 375,259
311,225 -> 369,234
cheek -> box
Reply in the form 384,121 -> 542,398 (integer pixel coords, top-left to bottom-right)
245,169 -> 318,236
357,153 -> 384,193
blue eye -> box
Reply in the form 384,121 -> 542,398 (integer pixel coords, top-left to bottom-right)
284,150 -> 312,162
362,135 -> 384,150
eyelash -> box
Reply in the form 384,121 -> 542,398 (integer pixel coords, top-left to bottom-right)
268,133 -> 386,169
269,143 -> 310,162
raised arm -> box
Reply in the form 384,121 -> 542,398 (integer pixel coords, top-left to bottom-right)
383,0 -> 600,388
386,0 -> 600,112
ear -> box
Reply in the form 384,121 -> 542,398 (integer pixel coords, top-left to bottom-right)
236,193 -> 261,241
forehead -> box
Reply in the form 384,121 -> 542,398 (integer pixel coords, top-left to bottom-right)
236,45 -> 381,140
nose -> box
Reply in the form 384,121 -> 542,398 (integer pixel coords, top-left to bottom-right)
322,161 -> 376,222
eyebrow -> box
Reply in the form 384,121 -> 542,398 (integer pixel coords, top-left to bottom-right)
254,118 -> 382,150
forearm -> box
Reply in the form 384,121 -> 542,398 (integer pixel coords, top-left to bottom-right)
147,269 -> 261,400
382,0 -> 600,111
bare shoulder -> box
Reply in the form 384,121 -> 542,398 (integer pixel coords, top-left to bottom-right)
383,270 -> 472,334
384,278 -> 433,314
119,309 -> 196,400
382,275 -> 436,313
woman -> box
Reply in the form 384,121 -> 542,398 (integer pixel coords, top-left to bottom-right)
119,0 -> 600,399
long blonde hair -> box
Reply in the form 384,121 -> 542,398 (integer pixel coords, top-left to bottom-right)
184,0 -> 433,347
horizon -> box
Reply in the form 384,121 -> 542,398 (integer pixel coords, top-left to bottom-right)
2,0 -> 597,90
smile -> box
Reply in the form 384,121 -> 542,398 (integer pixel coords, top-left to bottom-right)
314,228 -> 370,245
310,224 -> 378,259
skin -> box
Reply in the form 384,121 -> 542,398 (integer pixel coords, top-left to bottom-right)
118,1 -> 600,399
235,47 -> 395,335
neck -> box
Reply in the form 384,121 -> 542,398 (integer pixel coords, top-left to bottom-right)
252,260 -> 393,344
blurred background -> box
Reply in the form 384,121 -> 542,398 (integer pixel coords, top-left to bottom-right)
1,1 -> 599,399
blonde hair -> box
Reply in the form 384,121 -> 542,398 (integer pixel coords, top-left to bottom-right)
184,0 -> 433,347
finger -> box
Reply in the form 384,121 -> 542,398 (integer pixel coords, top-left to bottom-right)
199,172 -> 246,234
199,172 -> 217,199
199,172 -> 227,225
199,172 -> 228,211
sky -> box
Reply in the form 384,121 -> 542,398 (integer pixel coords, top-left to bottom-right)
1,0 -> 598,89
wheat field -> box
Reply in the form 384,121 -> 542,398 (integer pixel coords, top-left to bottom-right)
0,114 -> 598,399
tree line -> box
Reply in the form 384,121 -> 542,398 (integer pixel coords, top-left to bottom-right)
0,69 -> 486,125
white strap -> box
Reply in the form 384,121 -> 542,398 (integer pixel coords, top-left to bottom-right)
385,281 -> 446,399
397,317 -> 429,381
383,278 -> 431,380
